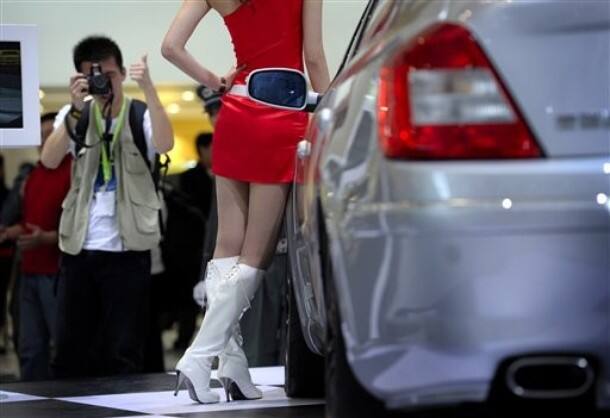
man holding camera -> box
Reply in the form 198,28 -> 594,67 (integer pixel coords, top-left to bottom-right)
42,36 -> 173,377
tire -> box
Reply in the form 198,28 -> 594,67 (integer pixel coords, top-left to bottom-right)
284,271 -> 325,398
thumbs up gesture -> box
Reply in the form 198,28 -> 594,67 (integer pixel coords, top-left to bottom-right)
130,54 -> 152,90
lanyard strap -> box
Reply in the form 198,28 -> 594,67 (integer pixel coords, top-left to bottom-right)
93,98 -> 127,184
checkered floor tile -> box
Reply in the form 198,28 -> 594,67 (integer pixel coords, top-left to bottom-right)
0,366 -> 324,418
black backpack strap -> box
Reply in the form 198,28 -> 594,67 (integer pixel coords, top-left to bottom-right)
128,99 -> 171,191
128,99 -> 150,169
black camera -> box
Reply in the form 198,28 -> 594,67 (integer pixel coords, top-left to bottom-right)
87,63 -> 111,95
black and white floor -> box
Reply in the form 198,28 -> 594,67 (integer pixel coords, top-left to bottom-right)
0,367 -> 324,418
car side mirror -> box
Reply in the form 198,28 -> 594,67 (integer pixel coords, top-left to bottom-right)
247,69 -> 322,112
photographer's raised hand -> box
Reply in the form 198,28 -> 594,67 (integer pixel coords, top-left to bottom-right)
70,73 -> 89,111
129,54 -> 153,90
129,53 -> 174,154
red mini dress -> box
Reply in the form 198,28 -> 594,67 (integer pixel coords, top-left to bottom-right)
212,0 -> 308,184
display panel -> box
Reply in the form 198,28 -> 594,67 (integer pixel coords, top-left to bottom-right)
0,41 -> 24,129
0,25 -> 40,148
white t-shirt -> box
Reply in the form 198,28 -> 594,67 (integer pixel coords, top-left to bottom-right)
55,103 -> 155,252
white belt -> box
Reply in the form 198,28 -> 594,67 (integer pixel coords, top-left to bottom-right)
228,84 -> 248,97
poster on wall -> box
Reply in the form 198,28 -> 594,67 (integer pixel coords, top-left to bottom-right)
0,25 -> 40,148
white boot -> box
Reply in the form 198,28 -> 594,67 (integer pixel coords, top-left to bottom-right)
217,324 -> 263,401
206,260 -> 263,401
175,260 -> 264,403
174,256 -> 235,404
204,256 -> 239,308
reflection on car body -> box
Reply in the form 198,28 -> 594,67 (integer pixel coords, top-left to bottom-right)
284,0 -> 610,416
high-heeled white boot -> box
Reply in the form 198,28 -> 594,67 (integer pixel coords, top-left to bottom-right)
175,259 -> 264,403
217,324 -> 263,401
174,257 -> 236,404
206,262 -> 263,401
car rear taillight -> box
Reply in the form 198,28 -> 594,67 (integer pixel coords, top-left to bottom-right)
377,23 -> 542,159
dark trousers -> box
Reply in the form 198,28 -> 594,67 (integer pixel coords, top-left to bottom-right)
0,254 -> 14,332
52,250 -> 151,378
19,274 -> 57,380
143,272 -> 165,373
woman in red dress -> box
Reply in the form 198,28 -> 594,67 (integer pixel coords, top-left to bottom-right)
162,0 -> 330,404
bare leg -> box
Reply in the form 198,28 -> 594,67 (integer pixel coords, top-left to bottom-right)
214,176 -> 249,258
239,183 -> 290,269
181,182 -> 288,402
174,177 -> 252,404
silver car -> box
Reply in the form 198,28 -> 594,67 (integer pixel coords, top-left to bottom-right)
282,0 -> 610,416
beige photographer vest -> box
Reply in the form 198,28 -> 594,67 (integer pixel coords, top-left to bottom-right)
58,98 -> 161,255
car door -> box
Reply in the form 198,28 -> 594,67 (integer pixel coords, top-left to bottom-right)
287,0 -> 390,355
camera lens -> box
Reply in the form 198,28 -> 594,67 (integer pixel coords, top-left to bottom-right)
93,76 -> 106,88
87,64 -> 111,95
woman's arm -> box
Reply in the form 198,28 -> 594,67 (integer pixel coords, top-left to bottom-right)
161,0 -> 224,90
303,0 -> 331,93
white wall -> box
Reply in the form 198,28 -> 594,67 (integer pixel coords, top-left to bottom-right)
3,0 -> 368,86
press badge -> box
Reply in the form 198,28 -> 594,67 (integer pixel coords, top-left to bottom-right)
94,191 -> 116,217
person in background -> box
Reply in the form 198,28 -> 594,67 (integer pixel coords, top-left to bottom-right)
0,154 -> 12,355
195,86 -> 222,270
41,35 -> 173,378
0,113 -> 71,380
0,155 -> 8,218
169,131 -> 215,351
1,161 -> 35,354
180,132 -> 214,221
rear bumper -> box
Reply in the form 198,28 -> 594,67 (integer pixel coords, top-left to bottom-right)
329,157 -> 610,410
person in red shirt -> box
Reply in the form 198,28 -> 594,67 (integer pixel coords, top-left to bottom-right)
0,112 -> 71,380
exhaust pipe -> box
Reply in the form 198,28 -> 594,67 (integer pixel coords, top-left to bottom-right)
506,356 -> 594,399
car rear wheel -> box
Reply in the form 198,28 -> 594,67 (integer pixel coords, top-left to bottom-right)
284,271 -> 325,398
